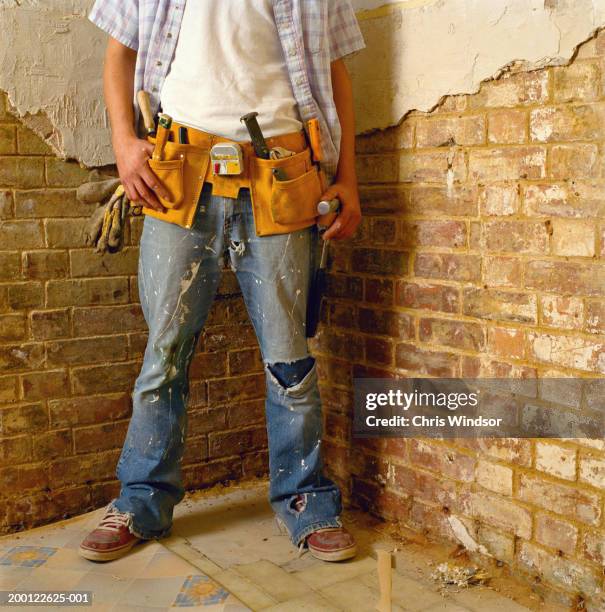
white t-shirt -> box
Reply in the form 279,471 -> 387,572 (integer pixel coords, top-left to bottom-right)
160,0 -> 303,141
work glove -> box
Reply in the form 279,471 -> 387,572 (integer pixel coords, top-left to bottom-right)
80,174 -> 141,254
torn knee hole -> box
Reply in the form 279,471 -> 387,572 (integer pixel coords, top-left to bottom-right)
267,356 -> 315,389
229,240 -> 245,256
288,493 -> 307,515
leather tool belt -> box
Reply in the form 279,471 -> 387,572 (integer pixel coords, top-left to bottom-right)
143,121 -> 329,236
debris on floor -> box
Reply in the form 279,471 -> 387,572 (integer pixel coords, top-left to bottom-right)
431,561 -> 490,590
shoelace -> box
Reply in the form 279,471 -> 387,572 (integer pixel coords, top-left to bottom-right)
98,508 -> 131,532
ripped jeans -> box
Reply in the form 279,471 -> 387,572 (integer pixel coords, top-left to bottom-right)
110,182 -> 342,546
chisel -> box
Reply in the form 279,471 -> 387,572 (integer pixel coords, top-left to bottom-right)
240,112 -> 288,181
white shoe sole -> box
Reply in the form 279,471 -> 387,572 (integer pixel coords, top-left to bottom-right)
78,538 -> 141,562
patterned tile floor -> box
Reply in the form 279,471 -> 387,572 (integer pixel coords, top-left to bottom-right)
0,482 -> 558,611
0,509 -> 248,611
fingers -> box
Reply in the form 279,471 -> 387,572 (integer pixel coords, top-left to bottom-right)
133,177 -> 165,212
141,140 -> 155,157
140,164 -> 172,203
322,207 -> 361,241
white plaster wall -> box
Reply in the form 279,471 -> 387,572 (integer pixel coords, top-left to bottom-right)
349,0 -> 605,133
1,0 -> 604,166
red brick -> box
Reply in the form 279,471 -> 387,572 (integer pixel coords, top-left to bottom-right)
396,281 -> 459,313
4,282 -> 44,310
30,309 -> 70,340
460,490 -> 532,538
22,250 -> 69,279
414,253 -> 481,282
351,248 -> 408,276
227,348 -> 262,376
524,182 -> 605,219
203,324 -> 257,352
74,421 -> 129,454
408,185 -> 478,216
531,104 -> 605,142
365,337 -> 393,366
482,220 -> 549,254
409,439 -> 475,482
479,184 -> 519,216
0,435 -> 30,466
207,373 -> 265,404
419,318 -> 485,351
416,114 -> 485,147
535,513 -> 578,555
69,248 -> 139,278
32,429 -> 72,461
482,256 -> 522,288
49,451 -> 119,488
487,327 -> 525,360
463,288 -> 537,324
488,109 -> 528,144
399,220 -> 466,248
553,61 -> 600,103
0,402 -> 47,435
208,426 -> 267,459
395,343 -> 458,376
518,473 -> 600,525
0,313 -> 26,341
1,220 -> 44,249
46,278 -> 130,307
469,147 -> 546,182
359,307 -> 414,339
70,362 -> 140,395
49,393 -> 131,428
525,260 -> 605,297
327,303 -> 356,329
0,464 -> 49,495
0,252 -> 21,280
0,343 -> 44,372
0,376 -> 19,404
586,299 -> 605,334
550,144 -> 602,179
72,304 -> 145,336
15,189 -> 93,218
399,150 -> 466,183
364,278 -> 394,306
0,157 -> 45,188
21,370 -> 69,401
470,71 -> 549,108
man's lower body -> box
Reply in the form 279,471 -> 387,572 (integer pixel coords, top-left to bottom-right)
80,183 -> 355,561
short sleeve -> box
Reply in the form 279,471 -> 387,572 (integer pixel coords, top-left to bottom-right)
327,0 -> 366,62
89,0 -> 140,51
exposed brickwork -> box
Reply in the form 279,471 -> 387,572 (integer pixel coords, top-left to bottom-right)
314,33 -> 605,608
0,96 -> 267,533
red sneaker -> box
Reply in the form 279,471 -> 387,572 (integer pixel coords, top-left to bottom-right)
79,505 -> 142,562
307,527 -> 357,562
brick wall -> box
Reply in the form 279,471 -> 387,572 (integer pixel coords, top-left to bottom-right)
314,34 -> 605,609
2,32 -> 605,607
0,93 -> 268,533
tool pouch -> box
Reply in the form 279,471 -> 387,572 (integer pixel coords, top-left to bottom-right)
143,136 -> 210,229
249,146 -> 326,236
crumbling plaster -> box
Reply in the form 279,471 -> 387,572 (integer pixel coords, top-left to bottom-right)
1,0 -> 604,166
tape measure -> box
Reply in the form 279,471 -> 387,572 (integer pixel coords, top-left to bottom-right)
210,143 -> 244,175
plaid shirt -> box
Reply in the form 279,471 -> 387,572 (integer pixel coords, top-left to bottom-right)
89,0 -> 366,178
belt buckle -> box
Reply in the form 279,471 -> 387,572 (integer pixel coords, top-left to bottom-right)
210,143 -> 244,176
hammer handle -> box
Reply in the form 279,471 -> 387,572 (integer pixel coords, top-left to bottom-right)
137,90 -> 156,135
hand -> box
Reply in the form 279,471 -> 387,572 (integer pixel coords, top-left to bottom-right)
112,135 -> 170,212
320,178 -> 362,241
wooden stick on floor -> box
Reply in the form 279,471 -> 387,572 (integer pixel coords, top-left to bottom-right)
376,548 -> 392,612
